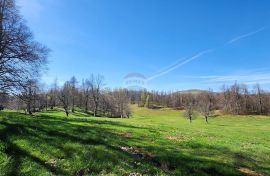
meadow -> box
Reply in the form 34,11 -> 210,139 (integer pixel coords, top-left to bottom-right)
0,105 -> 269,176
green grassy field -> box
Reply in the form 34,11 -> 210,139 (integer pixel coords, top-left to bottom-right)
0,106 -> 269,176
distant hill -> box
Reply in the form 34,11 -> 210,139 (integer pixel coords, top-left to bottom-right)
177,89 -> 209,94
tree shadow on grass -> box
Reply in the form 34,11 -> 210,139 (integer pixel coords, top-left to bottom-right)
36,113 -> 152,132
0,122 -> 69,175
0,111 -> 268,176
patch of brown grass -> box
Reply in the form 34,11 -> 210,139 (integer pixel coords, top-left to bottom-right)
239,167 -> 264,176
165,135 -> 191,141
113,131 -> 133,138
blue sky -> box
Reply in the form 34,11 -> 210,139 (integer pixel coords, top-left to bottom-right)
17,0 -> 270,91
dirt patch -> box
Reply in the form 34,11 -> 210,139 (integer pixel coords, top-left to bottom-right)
120,146 -> 176,172
45,158 -> 65,172
165,135 -> 191,141
114,131 -> 133,138
239,167 -> 264,176
166,136 -> 178,140
120,146 -> 155,159
123,173 -> 143,176
45,159 -> 58,172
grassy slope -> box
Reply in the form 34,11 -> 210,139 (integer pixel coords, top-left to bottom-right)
0,106 -> 269,176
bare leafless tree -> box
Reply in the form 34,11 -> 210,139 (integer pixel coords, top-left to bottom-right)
183,94 -> 196,123
48,79 -> 58,110
254,84 -> 264,114
69,76 -> 78,112
113,89 -> 131,118
0,0 -> 49,92
197,91 -> 215,123
18,79 -> 39,115
82,79 -> 90,113
59,82 -> 72,117
89,74 -> 104,116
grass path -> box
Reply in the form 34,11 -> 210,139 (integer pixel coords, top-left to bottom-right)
0,106 -> 269,175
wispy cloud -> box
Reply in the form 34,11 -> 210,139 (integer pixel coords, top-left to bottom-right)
185,72 -> 270,85
155,57 -> 186,74
147,49 -> 212,81
148,26 -> 267,81
227,27 -> 266,44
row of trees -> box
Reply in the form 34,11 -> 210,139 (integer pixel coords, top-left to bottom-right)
133,83 -> 270,122
2,75 -> 269,120
56,75 -> 130,118
2,75 -> 131,118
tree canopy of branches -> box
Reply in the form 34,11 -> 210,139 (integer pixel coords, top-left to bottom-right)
197,91 -> 215,123
59,81 -> 72,117
88,74 -> 104,117
34,75 -> 130,118
183,94 -> 196,123
18,79 -> 39,115
69,76 -> 78,113
0,0 -> 49,92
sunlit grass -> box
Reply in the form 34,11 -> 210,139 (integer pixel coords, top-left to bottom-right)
0,105 -> 269,175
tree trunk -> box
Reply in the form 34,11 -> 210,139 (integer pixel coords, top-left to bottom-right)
205,116 -> 208,123
72,98 -> 75,113
93,109 -> 97,117
84,96 -> 88,113
65,110 -> 69,117
63,105 -> 69,117
93,102 -> 98,117
27,102 -> 32,115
